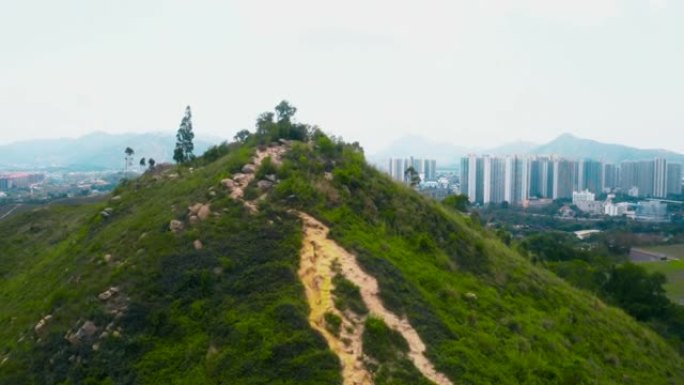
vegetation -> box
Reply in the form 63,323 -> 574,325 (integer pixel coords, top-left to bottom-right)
1,102 -> 683,384
173,105 -> 195,164
641,260 -> 684,305
362,317 -> 432,385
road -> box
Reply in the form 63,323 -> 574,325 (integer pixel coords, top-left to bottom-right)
0,204 -> 22,221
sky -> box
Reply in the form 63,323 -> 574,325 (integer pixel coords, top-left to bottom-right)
1,0 -> 683,155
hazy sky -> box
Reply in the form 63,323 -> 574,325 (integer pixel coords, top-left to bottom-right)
2,0 -> 683,154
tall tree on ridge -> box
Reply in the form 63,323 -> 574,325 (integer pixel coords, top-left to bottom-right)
174,106 -> 195,164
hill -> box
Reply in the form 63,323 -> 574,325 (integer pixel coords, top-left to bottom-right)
532,133 -> 684,164
1,107 -> 683,384
0,132 -> 218,171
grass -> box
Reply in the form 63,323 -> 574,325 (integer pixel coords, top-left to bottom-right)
273,138 -> 684,384
641,260 -> 684,305
642,244 -> 684,259
1,133 -> 684,384
0,144 -> 340,385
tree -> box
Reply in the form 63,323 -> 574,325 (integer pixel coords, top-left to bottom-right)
405,166 -> 421,187
275,100 -> 297,123
148,158 -> 156,169
124,147 -> 134,175
255,112 -> 276,138
139,157 -> 146,168
173,106 -> 195,164
234,129 -> 251,143
442,194 -> 469,212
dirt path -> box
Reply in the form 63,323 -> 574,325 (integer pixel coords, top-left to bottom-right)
299,218 -> 373,385
299,213 -> 454,385
228,144 -> 288,212
229,144 -> 452,385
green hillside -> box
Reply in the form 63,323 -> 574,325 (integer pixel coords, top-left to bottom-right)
1,108 -> 683,384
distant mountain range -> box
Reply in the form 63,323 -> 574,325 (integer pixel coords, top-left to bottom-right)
369,133 -> 684,168
0,132 -> 221,171
531,133 -> 684,164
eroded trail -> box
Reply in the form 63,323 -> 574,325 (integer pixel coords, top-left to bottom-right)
299,213 -> 454,385
229,144 -> 453,385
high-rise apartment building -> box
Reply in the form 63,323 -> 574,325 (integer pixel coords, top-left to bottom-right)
667,163 -> 682,196
553,159 -> 576,199
483,156 -> 506,204
654,158 -> 668,198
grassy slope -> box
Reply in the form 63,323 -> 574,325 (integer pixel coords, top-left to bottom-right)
272,140 -> 684,385
0,145 -> 339,385
0,137 -> 683,385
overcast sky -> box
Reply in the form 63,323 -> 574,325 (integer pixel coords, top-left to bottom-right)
1,0 -> 683,154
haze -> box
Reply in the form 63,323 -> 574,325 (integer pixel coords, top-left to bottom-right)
2,0 -> 683,155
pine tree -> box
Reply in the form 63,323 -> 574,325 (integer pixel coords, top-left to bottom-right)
174,106 -> 195,164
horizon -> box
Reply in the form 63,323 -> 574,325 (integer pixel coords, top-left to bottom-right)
2,1 -> 684,155
2,130 -> 683,160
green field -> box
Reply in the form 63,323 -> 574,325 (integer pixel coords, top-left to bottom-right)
642,244 -> 684,260
641,260 -> 684,305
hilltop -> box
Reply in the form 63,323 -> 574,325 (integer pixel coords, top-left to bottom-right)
1,105 -> 683,384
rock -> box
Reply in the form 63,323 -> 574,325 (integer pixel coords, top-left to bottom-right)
221,178 -> 236,189
242,164 -> 257,174
66,334 -> 81,346
92,343 -> 100,351
103,254 -> 113,263
138,232 -> 147,241
197,204 -> 211,220
278,138 -> 289,145
265,174 -> 278,183
169,219 -> 184,233
257,180 -> 274,191
110,195 -> 122,202
66,321 -> 97,345
112,330 -> 121,338
232,173 -> 248,184
168,173 -> 179,179
100,210 -> 111,219
189,215 -> 199,225
98,287 -> 120,301
324,172 -> 333,181
208,191 -> 216,197
34,315 -> 53,333
193,240 -> 203,250
189,203 -> 203,215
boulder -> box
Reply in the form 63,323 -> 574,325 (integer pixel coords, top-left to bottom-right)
110,195 -> 122,202
221,178 -> 236,189
257,180 -> 274,191
188,203 -> 203,215
169,220 -> 184,233
189,215 -> 199,225
74,321 -> 98,340
265,174 -> 278,183
193,240 -> 204,250
242,164 -> 257,174
197,204 -> 211,220
34,315 -> 53,333
103,254 -> 113,263
232,173 -> 248,184
98,287 -> 119,301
